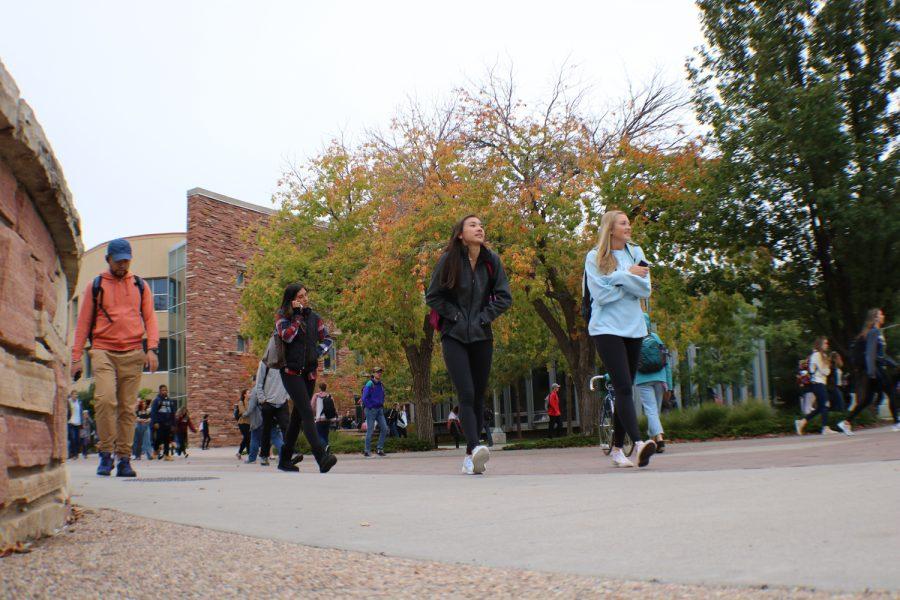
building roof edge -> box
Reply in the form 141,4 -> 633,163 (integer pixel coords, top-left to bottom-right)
187,187 -> 277,215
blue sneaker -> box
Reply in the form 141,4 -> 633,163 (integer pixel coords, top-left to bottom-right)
116,457 -> 137,477
96,452 -> 113,476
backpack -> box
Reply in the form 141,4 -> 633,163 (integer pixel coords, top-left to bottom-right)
88,274 -> 145,343
428,253 -> 498,332
849,336 -> 867,371
796,359 -> 811,388
321,394 -> 337,420
637,335 -> 668,374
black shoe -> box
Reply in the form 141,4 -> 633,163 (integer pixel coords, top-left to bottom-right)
656,438 -> 666,453
363,451 -> 371,457
260,457 -> 270,466
277,463 -> 299,472
376,449 -> 385,457
290,454 -> 304,466
116,458 -> 137,477
318,453 -> 338,473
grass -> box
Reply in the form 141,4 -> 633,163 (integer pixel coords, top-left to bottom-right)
294,431 -> 433,455
503,401 -> 880,450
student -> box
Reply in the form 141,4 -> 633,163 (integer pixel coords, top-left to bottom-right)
150,385 -> 177,461
447,406 -> 463,449
838,308 -> 899,434
199,414 -> 211,450
274,283 -> 338,473
545,383 -> 563,438
311,383 -> 336,448
361,369 -> 389,457
795,337 -> 837,435
70,238 -> 159,477
396,404 -> 409,438
234,390 -> 251,458
584,210 -> 656,468
174,408 -> 198,456
426,214 -> 512,474
634,313 -> 673,451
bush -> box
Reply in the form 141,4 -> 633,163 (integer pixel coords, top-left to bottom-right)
503,435 -> 598,451
295,431 -> 434,454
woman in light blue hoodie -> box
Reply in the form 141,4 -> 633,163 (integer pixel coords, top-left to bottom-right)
585,210 -> 656,468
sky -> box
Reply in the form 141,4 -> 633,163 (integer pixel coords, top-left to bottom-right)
1,1 -> 705,250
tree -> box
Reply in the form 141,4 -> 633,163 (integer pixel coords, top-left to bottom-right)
688,0 -> 900,349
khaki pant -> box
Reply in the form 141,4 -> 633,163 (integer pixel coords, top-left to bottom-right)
90,348 -> 145,456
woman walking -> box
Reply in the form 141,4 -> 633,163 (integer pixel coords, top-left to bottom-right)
838,308 -> 899,435
132,399 -> 153,460
795,337 -> 837,435
584,210 -> 656,468
274,283 -> 338,473
234,390 -> 251,458
426,214 -> 512,475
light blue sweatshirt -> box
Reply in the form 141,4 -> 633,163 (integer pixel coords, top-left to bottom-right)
584,245 -> 650,339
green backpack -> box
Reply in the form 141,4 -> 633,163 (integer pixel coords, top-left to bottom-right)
638,336 -> 668,374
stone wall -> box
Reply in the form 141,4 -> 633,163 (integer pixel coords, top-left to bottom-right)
0,60 -> 83,545
185,191 -> 271,446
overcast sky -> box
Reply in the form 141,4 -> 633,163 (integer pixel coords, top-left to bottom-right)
1,1 -> 704,250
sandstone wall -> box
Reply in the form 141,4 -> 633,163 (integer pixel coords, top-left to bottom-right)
0,59 -> 82,545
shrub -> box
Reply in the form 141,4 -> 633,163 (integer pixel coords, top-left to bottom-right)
295,432 -> 433,454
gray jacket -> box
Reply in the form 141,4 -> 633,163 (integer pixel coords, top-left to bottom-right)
254,360 -> 289,407
425,247 -> 512,344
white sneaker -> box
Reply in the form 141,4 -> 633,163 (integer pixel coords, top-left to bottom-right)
610,448 -> 633,468
471,445 -> 490,474
794,419 -> 806,435
836,420 -> 854,436
635,440 -> 657,468
461,455 -> 475,475
891,423 -> 900,432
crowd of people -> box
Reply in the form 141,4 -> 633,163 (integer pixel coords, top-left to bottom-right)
69,215 -> 896,480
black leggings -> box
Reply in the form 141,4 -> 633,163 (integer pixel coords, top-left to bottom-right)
238,423 -> 251,454
593,335 -> 644,447
155,424 -> 172,456
279,372 -> 326,462
803,382 -> 829,428
442,337 -> 493,454
260,403 -> 290,459
847,371 -> 898,424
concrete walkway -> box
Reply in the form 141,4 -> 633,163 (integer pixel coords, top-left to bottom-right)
67,426 -> 900,594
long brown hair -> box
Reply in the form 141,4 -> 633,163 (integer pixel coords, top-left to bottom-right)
813,336 -> 828,353
859,308 -> 882,338
439,214 -> 489,290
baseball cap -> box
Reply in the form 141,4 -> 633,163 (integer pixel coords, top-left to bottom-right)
106,238 -> 133,261
373,367 -> 384,373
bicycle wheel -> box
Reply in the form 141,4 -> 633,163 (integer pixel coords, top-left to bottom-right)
623,435 -> 635,457
598,396 -> 614,455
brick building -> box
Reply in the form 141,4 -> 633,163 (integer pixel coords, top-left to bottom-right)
173,189 -> 359,447
0,60 -> 82,544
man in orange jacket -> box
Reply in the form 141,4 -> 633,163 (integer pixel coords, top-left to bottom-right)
546,383 -> 563,438
71,238 -> 159,477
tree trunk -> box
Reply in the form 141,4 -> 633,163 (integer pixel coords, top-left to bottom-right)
404,316 -> 435,445
565,373 -> 574,435
513,384 -> 522,439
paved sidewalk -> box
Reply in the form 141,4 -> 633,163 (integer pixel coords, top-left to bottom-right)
65,426 -> 900,594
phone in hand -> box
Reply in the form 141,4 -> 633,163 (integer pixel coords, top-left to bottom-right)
638,260 -> 650,267
73,370 -> 82,382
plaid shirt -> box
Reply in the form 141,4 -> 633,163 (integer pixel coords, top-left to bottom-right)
275,309 -> 329,380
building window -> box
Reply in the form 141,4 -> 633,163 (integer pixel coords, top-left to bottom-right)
143,337 -> 169,373
146,278 -> 169,311
323,344 -> 338,373
237,336 -> 248,353
236,270 -> 245,287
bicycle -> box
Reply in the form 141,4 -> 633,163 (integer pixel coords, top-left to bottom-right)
590,374 -> 634,457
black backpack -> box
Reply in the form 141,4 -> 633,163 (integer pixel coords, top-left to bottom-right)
849,336 -> 867,371
321,394 -> 338,420
89,274 -> 145,343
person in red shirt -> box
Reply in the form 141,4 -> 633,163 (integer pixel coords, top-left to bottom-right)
546,383 -> 563,438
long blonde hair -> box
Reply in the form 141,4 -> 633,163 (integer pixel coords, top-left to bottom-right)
595,210 -> 626,274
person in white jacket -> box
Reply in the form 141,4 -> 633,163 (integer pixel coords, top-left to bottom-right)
796,337 -> 837,435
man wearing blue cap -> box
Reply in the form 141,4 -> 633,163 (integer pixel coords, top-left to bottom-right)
71,238 -> 159,477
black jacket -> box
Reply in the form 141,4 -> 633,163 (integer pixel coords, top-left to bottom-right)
425,247 -> 512,344
284,308 -> 321,374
